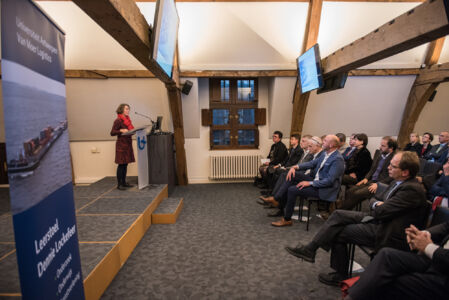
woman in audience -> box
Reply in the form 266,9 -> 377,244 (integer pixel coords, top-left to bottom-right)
404,132 -> 423,156
421,132 -> 434,158
342,133 -> 372,185
111,103 -> 135,190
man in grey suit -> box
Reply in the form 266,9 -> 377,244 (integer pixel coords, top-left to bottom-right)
346,221 -> 449,300
424,131 -> 449,163
338,136 -> 397,210
285,151 -> 427,285
271,135 -> 345,227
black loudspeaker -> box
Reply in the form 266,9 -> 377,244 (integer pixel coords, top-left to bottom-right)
428,90 -> 437,102
181,80 -> 193,95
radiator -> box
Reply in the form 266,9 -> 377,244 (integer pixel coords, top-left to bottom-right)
210,155 -> 260,180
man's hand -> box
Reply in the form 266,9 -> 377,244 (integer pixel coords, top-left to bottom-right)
349,173 -> 357,179
296,181 -> 311,190
286,167 -> 296,181
406,224 -> 432,252
120,129 -> 129,133
264,161 -> 270,166
367,183 -> 378,193
356,178 -> 368,186
273,165 -> 280,169
416,176 -> 423,183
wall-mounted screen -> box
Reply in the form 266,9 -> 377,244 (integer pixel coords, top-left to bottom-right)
297,44 -> 324,94
151,0 -> 180,79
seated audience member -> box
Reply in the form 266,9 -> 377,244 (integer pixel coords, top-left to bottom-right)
428,160 -> 449,209
338,137 -> 397,210
420,132 -> 433,158
404,132 -> 423,156
342,133 -> 372,186
346,222 -> 449,300
285,151 -> 427,285
261,136 -> 323,215
270,135 -> 344,227
258,131 -> 288,187
267,134 -> 303,190
341,134 -> 357,162
424,131 -> 449,164
298,134 -> 313,164
336,133 -> 347,154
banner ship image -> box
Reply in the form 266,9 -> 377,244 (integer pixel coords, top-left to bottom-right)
7,120 -> 68,175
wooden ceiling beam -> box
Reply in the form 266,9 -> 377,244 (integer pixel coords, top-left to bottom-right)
71,0 -> 172,84
290,0 -> 323,136
39,0 -> 426,2
396,37 -> 446,148
321,0 -> 449,78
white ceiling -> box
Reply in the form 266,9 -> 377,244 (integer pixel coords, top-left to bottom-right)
37,1 -> 448,71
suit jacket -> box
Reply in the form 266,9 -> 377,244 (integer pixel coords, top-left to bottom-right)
298,150 -> 345,202
281,145 -> 303,167
342,147 -> 356,161
345,147 -> 373,181
404,142 -> 423,157
268,141 -> 288,166
364,150 -> 395,184
428,221 -> 449,276
425,143 -> 448,162
428,175 -> 449,199
421,144 -> 433,158
369,178 -> 427,252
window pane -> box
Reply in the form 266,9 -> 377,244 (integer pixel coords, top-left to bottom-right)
238,130 -> 255,145
237,80 -> 255,101
212,130 -> 231,145
220,80 -> 230,102
212,109 -> 229,125
237,109 -> 255,125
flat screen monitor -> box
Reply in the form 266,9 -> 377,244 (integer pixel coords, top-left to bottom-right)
297,44 -> 324,94
151,0 -> 180,79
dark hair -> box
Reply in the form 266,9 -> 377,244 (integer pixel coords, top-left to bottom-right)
398,151 -> 420,178
273,131 -> 283,139
383,136 -> 398,151
291,134 -> 301,141
423,132 -> 434,142
354,133 -> 368,146
116,103 -> 130,114
336,133 -> 346,144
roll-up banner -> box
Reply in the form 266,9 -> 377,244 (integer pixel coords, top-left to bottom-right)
1,1 -> 85,299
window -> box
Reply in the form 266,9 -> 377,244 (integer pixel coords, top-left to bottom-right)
204,78 -> 265,150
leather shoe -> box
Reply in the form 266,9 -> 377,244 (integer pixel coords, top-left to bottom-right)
122,183 -> 135,188
257,199 -> 268,206
259,196 -> 275,202
285,244 -> 316,263
318,272 -> 348,286
117,185 -> 126,190
271,218 -> 292,227
267,210 -> 283,217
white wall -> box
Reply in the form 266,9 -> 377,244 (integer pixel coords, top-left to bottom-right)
415,81 -> 449,135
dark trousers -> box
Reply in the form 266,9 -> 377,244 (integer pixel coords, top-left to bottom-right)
339,181 -> 375,210
342,174 -> 358,186
274,172 -> 319,221
349,247 -> 449,300
117,163 -> 128,186
311,210 -> 377,276
271,169 -> 288,195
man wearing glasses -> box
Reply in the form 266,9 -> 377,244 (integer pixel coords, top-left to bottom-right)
284,151 -> 427,286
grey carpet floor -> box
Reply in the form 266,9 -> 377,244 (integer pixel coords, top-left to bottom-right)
101,183 -> 369,300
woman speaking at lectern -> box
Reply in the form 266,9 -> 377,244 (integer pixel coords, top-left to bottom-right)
110,103 -> 135,190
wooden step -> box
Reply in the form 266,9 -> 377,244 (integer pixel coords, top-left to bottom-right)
152,197 -> 183,224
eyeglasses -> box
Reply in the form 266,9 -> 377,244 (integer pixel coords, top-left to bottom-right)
389,163 -> 400,169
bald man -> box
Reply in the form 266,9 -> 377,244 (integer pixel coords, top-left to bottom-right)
272,135 -> 345,227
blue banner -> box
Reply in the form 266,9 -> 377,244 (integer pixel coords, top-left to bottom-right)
1,1 -> 85,299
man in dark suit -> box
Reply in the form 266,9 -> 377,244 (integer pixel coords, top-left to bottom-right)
339,136 -> 397,210
424,131 -> 449,163
346,221 -> 449,300
258,131 -> 288,187
267,134 -> 304,189
271,135 -> 345,227
285,151 -> 427,285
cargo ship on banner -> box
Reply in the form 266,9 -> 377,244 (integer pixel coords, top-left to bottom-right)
7,120 -> 68,175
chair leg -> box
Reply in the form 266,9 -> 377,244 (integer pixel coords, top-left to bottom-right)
306,199 -> 312,231
348,244 -> 356,277
298,197 -> 304,222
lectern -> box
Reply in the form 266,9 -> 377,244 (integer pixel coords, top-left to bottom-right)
148,133 -> 176,194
